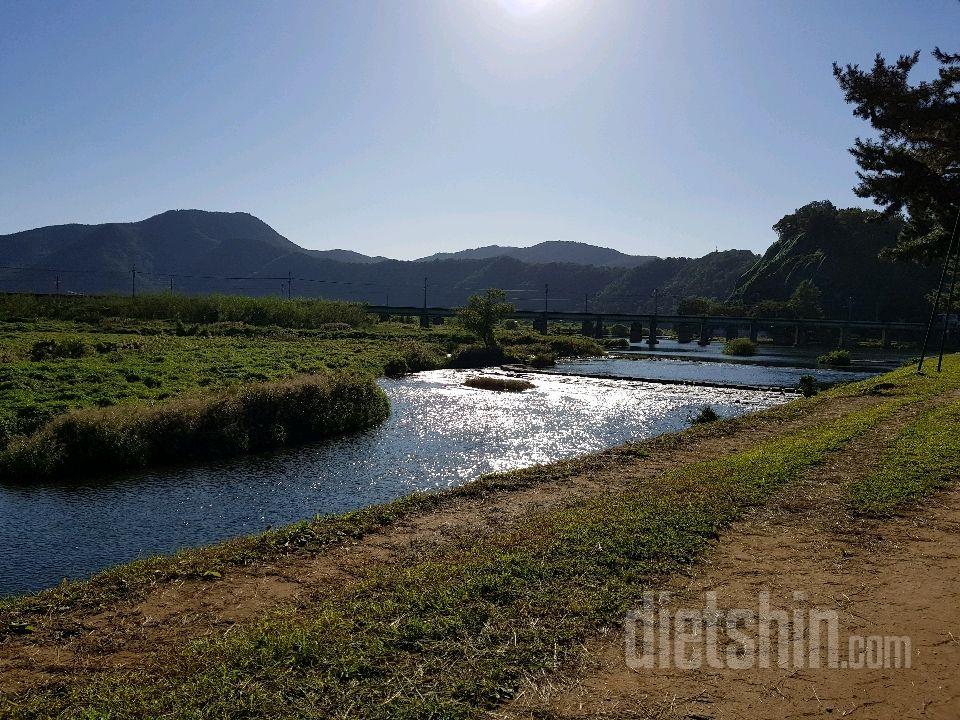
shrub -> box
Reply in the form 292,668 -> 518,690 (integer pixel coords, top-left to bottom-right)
602,338 -> 629,349
383,357 -> 410,377
817,349 -> 851,366
722,338 -> 757,356
400,344 -> 444,372
447,345 -> 505,369
690,405 -> 720,424
609,323 -> 629,337
529,352 -> 557,369
0,374 -> 390,482
29,339 -> 87,361
798,375 -> 819,397
544,336 -> 605,358
463,376 -> 535,392
501,319 -> 519,331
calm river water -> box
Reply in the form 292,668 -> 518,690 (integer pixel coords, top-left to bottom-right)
1,367 -> 808,596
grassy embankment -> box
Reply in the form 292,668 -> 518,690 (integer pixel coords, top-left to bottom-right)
0,294 -> 603,480
847,370 -> 960,516
5,357 -> 958,718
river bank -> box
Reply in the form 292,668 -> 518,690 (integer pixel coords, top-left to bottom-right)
2,358 -> 957,718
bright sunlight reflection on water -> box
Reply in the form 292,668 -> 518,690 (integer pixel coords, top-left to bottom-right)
0,370 -> 787,596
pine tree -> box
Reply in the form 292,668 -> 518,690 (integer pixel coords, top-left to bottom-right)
834,48 -> 960,259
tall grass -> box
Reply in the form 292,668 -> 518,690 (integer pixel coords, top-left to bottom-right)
0,374 -> 389,482
0,293 -> 370,328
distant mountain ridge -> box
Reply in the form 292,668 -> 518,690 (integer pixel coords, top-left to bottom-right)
415,240 -> 656,267
1,208 -> 873,316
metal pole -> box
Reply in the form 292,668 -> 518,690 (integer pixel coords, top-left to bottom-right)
131,265 -> 136,298
55,274 -> 59,294
287,271 -> 292,300
544,284 -> 549,313
169,275 -> 174,293
936,243 -> 960,372
584,293 -> 589,314
423,277 -> 428,309
919,208 -> 960,373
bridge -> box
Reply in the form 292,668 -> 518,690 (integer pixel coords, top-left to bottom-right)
366,305 -> 928,349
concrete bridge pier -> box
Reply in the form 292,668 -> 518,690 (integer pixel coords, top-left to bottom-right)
581,320 -> 593,337
420,313 -> 430,329
793,323 -> 806,347
629,322 -> 644,343
593,316 -> 605,338
534,314 -> 548,334
698,320 -> 710,346
749,321 -> 759,344
725,326 -> 739,341
647,318 -> 658,348
838,325 -> 847,348
676,323 -> 693,343
881,325 -> 891,349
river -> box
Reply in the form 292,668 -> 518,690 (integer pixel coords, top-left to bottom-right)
0,361 -> 866,596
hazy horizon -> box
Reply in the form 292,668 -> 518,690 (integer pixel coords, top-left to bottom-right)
2,0 -> 956,259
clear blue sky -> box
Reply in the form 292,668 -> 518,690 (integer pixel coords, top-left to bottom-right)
1,0 -> 956,259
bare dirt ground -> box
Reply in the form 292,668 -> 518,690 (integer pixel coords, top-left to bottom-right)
0,395 -> 872,695
501,403 -> 960,720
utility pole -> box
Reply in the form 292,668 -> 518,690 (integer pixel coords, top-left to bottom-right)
653,288 -> 659,316
55,274 -> 60,295
423,277 -> 428,310
584,293 -> 589,314
385,291 -> 389,308
544,283 -> 549,313
131,265 -> 137,298
169,275 -> 174,294
848,296 -> 854,322
287,271 -> 293,300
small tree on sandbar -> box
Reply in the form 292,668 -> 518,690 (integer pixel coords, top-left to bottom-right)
457,289 -> 514,348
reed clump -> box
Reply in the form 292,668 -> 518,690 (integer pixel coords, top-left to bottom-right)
817,349 -> 852,366
0,373 -> 389,482
463,376 -> 535,392
722,338 -> 758,356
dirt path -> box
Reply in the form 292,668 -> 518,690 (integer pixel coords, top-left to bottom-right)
0,394 -> 873,695
501,404 -> 960,720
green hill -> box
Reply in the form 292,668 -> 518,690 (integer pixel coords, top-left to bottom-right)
729,201 -> 937,321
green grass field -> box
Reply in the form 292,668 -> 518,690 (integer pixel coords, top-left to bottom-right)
0,295 -> 605,474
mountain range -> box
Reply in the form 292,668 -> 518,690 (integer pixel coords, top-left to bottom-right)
415,241 -> 656,267
0,210 -> 754,312
0,206 -> 938,318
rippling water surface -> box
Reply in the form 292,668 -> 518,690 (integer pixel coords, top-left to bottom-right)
556,357 -> 877,386
0,369 -> 787,596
